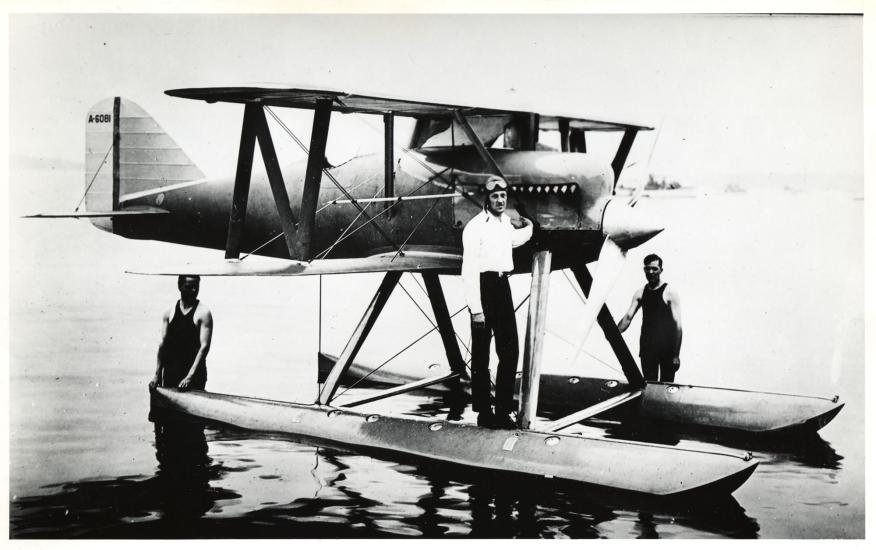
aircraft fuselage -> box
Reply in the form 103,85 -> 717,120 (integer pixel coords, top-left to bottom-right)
112,147 -> 615,271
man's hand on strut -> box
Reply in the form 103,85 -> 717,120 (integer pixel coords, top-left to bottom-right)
472,312 -> 486,329
148,375 -> 159,390
178,375 -> 194,391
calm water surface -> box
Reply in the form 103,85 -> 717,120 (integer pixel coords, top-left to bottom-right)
9,178 -> 864,538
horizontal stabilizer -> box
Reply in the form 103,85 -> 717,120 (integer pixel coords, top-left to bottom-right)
24,207 -> 170,218
127,250 -> 462,276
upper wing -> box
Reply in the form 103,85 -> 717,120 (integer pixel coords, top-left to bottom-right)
165,85 -> 652,131
126,249 -> 462,277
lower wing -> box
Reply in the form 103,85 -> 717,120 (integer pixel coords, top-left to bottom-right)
126,249 -> 462,277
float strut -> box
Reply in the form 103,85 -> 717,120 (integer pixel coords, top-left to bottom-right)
518,250 -> 552,429
422,273 -> 467,376
319,272 -> 401,405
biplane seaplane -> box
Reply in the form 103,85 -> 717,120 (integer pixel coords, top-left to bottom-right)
36,85 -> 830,499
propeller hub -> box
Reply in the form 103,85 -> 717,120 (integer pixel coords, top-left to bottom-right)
601,199 -> 664,250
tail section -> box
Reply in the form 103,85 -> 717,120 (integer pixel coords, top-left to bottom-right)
83,97 -> 204,231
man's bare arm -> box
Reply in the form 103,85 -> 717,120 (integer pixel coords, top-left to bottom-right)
179,308 -> 213,390
617,289 -> 643,333
151,311 -> 170,389
667,286 -> 683,358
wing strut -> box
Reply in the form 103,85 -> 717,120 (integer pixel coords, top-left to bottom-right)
517,113 -> 539,151
570,128 -> 587,153
318,272 -> 402,405
384,113 -> 394,218
518,250 -> 552,430
225,104 -> 258,258
558,118 -> 570,152
611,129 -> 638,192
225,100 -> 332,260
422,273 -> 466,376
249,103 -> 299,258
570,263 -> 645,387
452,110 -> 508,180
297,98 -> 333,259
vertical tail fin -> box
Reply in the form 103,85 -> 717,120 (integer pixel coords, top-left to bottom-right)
84,98 -> 118,226
84,97 -> 204,231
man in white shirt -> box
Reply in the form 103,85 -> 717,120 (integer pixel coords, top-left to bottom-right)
462,175 -> 533,429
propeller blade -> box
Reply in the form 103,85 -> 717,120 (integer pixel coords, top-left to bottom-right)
569,237 -> 627,365
566,198 -> 662,368
630,118 -> 664,207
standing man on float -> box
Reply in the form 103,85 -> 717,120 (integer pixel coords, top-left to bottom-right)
462,175 -> 533,429
617,254 -> 683,382
150,275 -> 213,391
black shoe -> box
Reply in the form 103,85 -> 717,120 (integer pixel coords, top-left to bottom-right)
477,411 -> 496,428
493,413 -> 516,430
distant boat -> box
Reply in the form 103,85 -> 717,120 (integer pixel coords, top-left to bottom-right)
639,187 -> 702,199
616,186 -> 702,199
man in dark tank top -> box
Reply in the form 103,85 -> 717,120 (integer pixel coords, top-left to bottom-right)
617,254 -> 683,382
149,275 -> 214,391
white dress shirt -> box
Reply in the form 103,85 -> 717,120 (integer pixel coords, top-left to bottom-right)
462,209 -> 533,315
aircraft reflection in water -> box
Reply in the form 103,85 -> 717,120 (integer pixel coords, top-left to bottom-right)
11,413 -> 765,538
10,416 -> 238,538
398,452 -> 761,538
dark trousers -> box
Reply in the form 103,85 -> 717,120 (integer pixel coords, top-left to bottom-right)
470,273 -> 519,415
641,352 -> 676,382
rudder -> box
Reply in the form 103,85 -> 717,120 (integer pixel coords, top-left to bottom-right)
84,97 -> 205,231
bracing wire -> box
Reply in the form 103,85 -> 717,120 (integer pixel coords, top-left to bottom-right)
265,106 -> 461,261
75,143 -> 113,212
332,303 -> 469,399
405,273 -> 477,357
310,168 -> 449,260
315,187 -> 381,260
398,279 -> 437,328
390,196 -> 442,262
240,179 -> 382,261
310,198 -> 396,260
335,291 -> 532,399
239,233 -> 285,261
264,106 -> 402,255
331,99 -> 484,211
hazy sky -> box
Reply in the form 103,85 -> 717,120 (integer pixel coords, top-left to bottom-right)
9,13 -> 863,193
